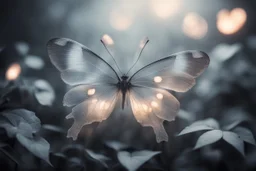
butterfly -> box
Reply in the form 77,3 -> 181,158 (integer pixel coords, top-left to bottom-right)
47,35 -> 210,143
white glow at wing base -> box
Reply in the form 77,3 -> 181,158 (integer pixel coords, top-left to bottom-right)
6,63 -> 21,81
154,76 -> 162,83
87,88 -> 96,96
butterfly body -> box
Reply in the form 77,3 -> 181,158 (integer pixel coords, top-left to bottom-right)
117,75 -> 131,109
47,36 -> 210,142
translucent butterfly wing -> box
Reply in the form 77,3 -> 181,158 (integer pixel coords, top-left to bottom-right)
129,86 -> 180,142
129,50 -> 209,142
65,85 -> 119,140
129,51 -> 210,92
47,38 -> 120,85
47,38 -> 120,140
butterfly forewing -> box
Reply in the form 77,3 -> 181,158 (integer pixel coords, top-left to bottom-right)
129,51 -> 210,92
47,38 -> 120,85
129,86 -> 180,142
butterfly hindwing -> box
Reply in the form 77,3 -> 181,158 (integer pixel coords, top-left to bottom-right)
65,85 -> 119,140
129,86 -> 180,142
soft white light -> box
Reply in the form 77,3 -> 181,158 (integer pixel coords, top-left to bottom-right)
151,0 -> 180,19
183,13 -> 208,39
156,93 -> 163,100
217,8 -> 247,35
154,76 -> 162,83
151,101 -> 159,108
110,11 -> 132,31
102,34 -> 114,45
87,88 -> 96,96
6,63 -> 21,80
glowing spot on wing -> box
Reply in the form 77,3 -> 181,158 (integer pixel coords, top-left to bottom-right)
156,93 -> 163,100
151,101 -> 159,108
151,0 -> 181,19
154,76 -> 162,83
102,34 -> 114,45
104,102 -> 110,110
142,104 -> 149,112
99,101 -> 110,110
92,98 -> 98,103
87,88 -> 96,96
6,63 -> 21,80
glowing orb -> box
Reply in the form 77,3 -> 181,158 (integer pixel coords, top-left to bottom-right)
6,63 -> 21,80
183,13 -> 208,39
217,8 -> 247,35
110,11 -> 132,31
151,0 -> 180,19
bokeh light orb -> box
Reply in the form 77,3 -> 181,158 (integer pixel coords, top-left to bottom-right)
217,8 -> 247,35
6,63 -> 21,80
109,11 -> 133,31
182,13 -> 208,39
151,0 -> 181,19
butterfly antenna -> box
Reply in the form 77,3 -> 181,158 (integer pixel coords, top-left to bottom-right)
101,36 -> 123,75
126,37 -> 149,75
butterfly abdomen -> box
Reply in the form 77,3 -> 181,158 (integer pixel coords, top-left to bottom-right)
118,75 -> 131,110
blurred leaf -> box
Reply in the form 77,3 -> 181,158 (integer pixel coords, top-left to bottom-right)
42,124 -> 66,134
194,130 -> 222,149
178,125 -> 214,136
15,42 -> 29,56
210,43 -> 242,62
223,131 -> 244,156
24,55 -> 45,70
34,79 -> 55,106
232,127 -> 256,145
0,109 -> 41,138
221,108 -> 250,130
85,149 -> 110,167
177,110 -> 195,122
105,141 -> 128,151
16,134 -> 51,165
190,118 -> 219,129
117,150 -> 160,171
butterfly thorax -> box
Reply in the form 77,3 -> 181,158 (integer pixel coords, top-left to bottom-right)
118,75 -> 131,109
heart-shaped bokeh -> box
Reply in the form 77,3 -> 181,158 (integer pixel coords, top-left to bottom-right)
217,8 -> 247,35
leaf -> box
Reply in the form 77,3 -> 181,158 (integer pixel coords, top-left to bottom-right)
232,127 -> 256,145
34,79 -> 55,106
117,150 -> 160,171
178,125 -> 214,136
0,109 -> 41,138
194,130 -> 222,149
16,134 -> 51,165
223,131 -> 244,156
190,118 -> 219,129
105,141 -> 128,151
85,149 -> 110,167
